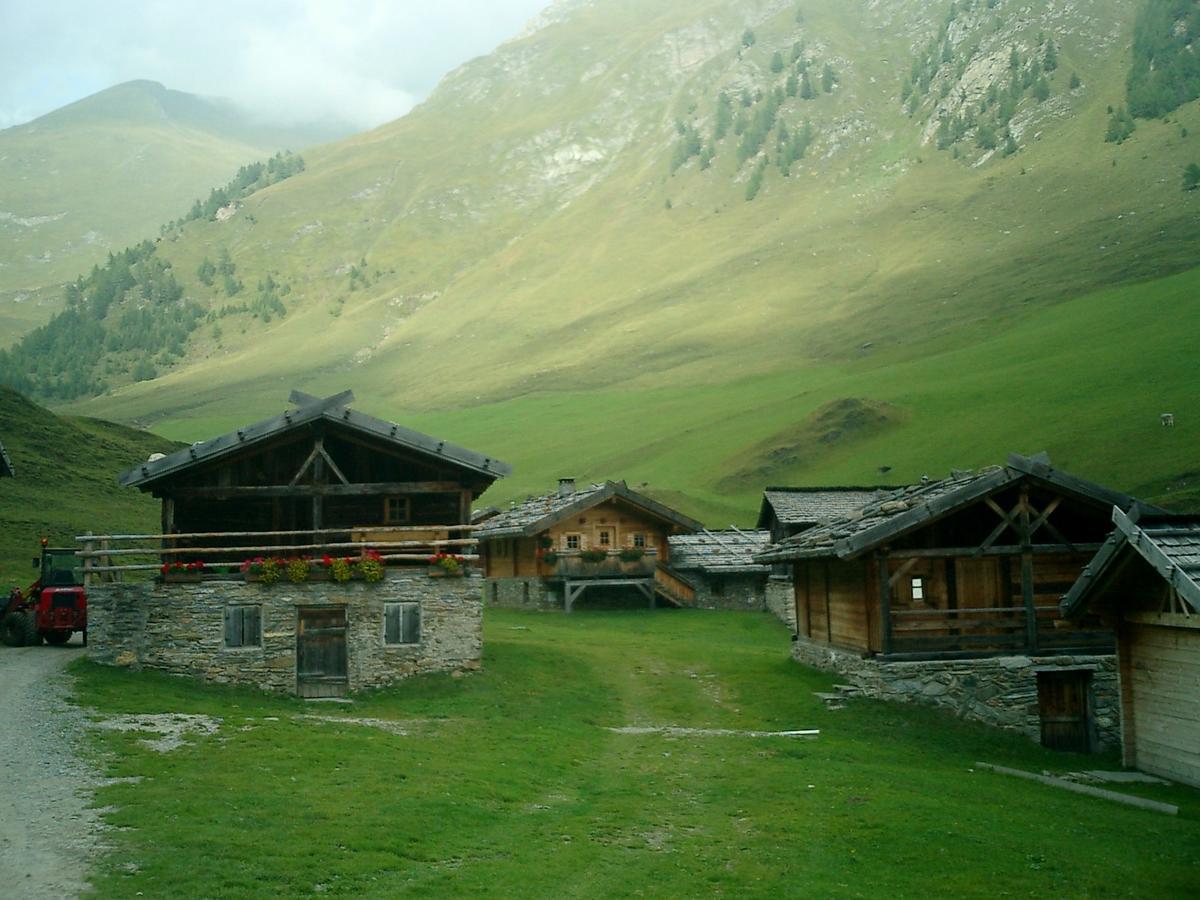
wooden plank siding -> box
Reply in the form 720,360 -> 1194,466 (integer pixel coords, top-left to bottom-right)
1125,622 -> 1200,787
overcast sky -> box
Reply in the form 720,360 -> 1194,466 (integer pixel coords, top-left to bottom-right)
0,0 -> 552,130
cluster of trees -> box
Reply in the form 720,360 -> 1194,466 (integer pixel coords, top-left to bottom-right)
668,13 -> 830,196
165,151 -> 305,230
0,242 -> 202,399
1126,0 -> 1200,119
1105,105 -> 1137,144
197,249 -> 243,296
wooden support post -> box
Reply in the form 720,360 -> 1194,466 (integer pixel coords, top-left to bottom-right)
877,551 -> 892,656
1019,487 -> 1038,652
460,490 -> 473,526
311,454 -> 325,537
82,532 -> 95,588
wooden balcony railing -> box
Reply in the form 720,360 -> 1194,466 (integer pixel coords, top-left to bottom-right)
886,604 -> 1113,657
74,525 -> 480,583
546,549 -> 659,578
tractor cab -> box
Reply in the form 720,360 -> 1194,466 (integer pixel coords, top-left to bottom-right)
35,547 -> 83,587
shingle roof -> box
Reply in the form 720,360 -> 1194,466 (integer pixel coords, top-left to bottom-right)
476,481 -> 703,539
669,530 -> 771,573
757,453 -> 1145,563
0,440 -> 12,478
1060,506 -> 1200,618
757,487 -> 893,529
118,390 -> 511,488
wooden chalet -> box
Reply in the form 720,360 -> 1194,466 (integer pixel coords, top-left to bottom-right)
85,390 -> 510,698
117,389 -> 510,557
668,530 -> 771,611
1060,508 -> 1200,786
757,454 -> 1152,750
0,440 -> 12,478
477,479 -> 702,611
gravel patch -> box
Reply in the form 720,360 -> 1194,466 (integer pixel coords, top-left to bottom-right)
0,638 -> 103,899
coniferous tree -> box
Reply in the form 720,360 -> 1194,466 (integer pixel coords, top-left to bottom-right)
1183,162 -> 1200,191
770,51 -> 784,73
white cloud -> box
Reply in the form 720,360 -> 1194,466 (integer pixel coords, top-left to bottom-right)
0,0 -> 551,130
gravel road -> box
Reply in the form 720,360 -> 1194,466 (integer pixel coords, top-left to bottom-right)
0,637 -> 102,899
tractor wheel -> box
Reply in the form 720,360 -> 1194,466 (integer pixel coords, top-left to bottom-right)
43,630 -> 71,646
2,612 -> 33,647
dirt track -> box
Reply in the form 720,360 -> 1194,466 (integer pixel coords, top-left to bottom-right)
0,637 -> 101,899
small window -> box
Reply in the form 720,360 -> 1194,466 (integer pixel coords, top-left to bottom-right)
384,602 -> 421,645
224,605 -> 262,648
911,577 -> 925,602
384,497 -> 410,524
598,529 -> 612,547
632,533 -> 646,549
565,534 -> 581,551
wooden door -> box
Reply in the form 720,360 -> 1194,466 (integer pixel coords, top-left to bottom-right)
297,607 -> 348,698
1037,670 -> 1091,752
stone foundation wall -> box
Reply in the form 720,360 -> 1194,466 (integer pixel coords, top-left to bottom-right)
484,577 -> 559,610
688,573 -> 767,611
88,571 -> 482,694
792,638 -> 1119,750
766,577 -> 796,630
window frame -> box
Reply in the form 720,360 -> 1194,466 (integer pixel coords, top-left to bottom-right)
384,601 -> 421,646
224,604 -> 263,649
910,576 -> 925,602
564,533 -> 582,551
383,496 -> 411,525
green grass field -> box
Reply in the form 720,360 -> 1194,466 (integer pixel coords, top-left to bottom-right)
73,607 -> 1199,897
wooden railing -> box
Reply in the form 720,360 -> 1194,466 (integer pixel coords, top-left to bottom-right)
887,605 -> 1113,656
75,525 -> 480,583
547,549 -> 659,578
653,564 -> 696,607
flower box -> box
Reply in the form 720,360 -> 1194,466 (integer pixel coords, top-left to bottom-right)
427,567 -> 466,578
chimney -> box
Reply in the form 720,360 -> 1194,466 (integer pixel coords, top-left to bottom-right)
557,477 -> 576,497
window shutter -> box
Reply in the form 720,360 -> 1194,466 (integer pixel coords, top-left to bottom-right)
243,606 -> 261,646
402,603 -> 421,644
385,604 -> 401,644
225,607 -> 240,647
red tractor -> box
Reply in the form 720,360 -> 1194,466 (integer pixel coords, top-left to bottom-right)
2,541 -> 87,647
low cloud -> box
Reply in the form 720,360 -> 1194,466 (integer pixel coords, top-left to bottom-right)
0,0 -> 550,130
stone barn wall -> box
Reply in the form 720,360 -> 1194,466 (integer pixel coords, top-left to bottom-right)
792,638 -> 1119,750
765,577 -> 796,630
484,577 -> 559,610
686,572 -> 767,612
87,570 -> 482,694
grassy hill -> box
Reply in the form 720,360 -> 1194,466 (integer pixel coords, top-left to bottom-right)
0,387 -> 178,589
0,80 -> 347,345
11,0 -> 1198,522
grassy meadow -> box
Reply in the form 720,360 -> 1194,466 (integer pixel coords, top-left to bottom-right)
74,607 -> 1199,897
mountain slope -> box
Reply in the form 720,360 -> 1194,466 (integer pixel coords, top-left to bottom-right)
0,80 -> 348,344
22,0 -> 1200,518
0,386 -> 178,588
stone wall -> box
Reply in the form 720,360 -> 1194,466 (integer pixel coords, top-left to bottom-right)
687,572 -> 767,612
88,571 -> 482,694
484,577 -> 559,610
792,638 -> 1119,750
765,577 -> 796,630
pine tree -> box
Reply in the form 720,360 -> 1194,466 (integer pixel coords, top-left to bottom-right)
800,71 -> 815,99
822,64 -> 836,93
1043,37 -> 1058,71
1183,162 -> 1200,191
770,51 -> 784,74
